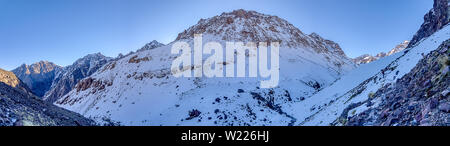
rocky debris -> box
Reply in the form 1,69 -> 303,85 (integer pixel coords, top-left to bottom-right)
353,41 -> 409,64
43,53 -> 111,103
186,109 -> 201,120
408,0 -> 449,47
74,77 -> 111,93
346,39 -> 450,126
128,55 -> 150,63
12,61 -> 62,97
126,69 -> 171,81
0,82 -> 95,126
136,40 -> 164,52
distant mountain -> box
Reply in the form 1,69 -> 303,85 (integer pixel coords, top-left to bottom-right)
0,81 -> 95,126
0,68 -> 32,94
12,61 -> 62,97
56,9 -> 356,125
408,0 -> 449,47
137,40 -> 165,52
43,53 -> 112,103
353,41 -> 409,64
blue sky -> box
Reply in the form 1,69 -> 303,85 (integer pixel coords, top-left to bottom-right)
0,0 -> 433,70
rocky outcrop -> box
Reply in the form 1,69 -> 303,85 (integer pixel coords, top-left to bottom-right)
409,0 -> 449,47
0,68 -> 31,94
43,53 -> 111,103
0,82 -> 95,126
346,39 -> 450,126
12,61 -> 62,97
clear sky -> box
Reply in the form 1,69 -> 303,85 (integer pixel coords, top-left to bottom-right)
0,0 -> 433,70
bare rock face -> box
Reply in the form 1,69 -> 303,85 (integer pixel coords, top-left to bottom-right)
12,61 -> 62,97
0,68 -> 31,94
409,0 -> 449,47
43,53 -> 111,103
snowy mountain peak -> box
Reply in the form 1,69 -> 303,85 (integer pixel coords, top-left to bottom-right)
175,9 -> 304,44
178,10 -> 307,47
137,40 -> 165,52
387,40 -> 409,56
175,9 -> 352,65
74,53 -> 108,65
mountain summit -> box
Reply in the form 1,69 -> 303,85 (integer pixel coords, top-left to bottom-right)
137,40 -> 165,52
12,61 -> 62,97
176,9 -> 349,58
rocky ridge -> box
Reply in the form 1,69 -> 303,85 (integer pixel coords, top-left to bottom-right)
409,0 -> 449,47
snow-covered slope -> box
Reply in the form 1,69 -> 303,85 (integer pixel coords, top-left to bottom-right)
55,9 -> 356,125
293,25 -> 449,126
347,39 -> 449,126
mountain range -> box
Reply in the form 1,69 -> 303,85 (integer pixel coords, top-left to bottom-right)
353,41 -> 409,64
55,9 -> 356,125
0,0 -> 449,126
